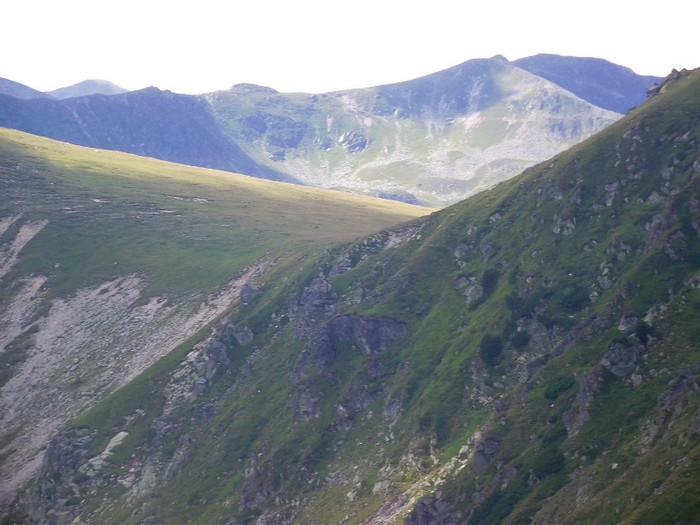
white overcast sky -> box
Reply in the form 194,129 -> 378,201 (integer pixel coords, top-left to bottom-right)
2,0 -> 698,95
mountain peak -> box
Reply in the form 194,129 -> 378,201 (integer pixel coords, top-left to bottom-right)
228,83 -> 279,95
0,77 -> 49,99
48,79 -> 128,99
513,54 -> 662,113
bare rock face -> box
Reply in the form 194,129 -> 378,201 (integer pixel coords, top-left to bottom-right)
552,213 -> 576,235
640,364 -> 700,453
290,290 -> 407,421
403,490 -> 463,525
646,68 -> 689,99
453,275 -> 483,307
232,324 -> 254,346
471,438 -> 501,473
288,236 -> 415,423
601,339 -> 644,377
562,369 -> 601,436
329,314 -> 407,355
23,428 -> 94,525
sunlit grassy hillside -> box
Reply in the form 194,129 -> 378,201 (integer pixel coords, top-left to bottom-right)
0,127 -> 429,299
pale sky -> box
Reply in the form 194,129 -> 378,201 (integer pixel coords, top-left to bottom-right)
2,0 -> 698,95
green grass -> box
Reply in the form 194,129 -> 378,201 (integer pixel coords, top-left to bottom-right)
0,127 -> 429,299
8,71 -> 700,525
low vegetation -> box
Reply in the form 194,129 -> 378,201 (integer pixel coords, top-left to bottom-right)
2,69 -> 699,524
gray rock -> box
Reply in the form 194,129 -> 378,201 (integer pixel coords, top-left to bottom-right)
601,340 -> 642,377
472,438 -> 501,473
553,213 -> 576,235
232,324 -> 254,346
239,282 -> 260,305
479,239 -> 496,261
563,370 -> 600,436
207,339 -> 231,365
453,275 -> 483,306
329,314 -> 407,355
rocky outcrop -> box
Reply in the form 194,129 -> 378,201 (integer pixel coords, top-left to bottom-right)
329,314 -> 407,355
471,437 -> 501,473
640,364 -> 700,453
453,274 -> 483,307
161,323 -> 241,415
289,232 -> 417,422
601,338 -> 644,377
23,428 -> 94,525
562,369 -> 601,436
290,279 -> 407,421
403,490 -> 464,525
646,68 -> 690,99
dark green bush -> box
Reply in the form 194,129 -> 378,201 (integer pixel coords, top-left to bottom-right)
532,444 -> 566,477
544,374 -> 575,400
511,330 -> 531,349
634,320 -> 655,344
482,269 -> 500,297
480,334 -> 503,366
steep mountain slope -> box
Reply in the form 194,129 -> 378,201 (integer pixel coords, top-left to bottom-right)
208,56 -> 622,206
48,80 -> 128,99
0,128 -> 428,515
0,88 -> 294,182
0,78 -> 49,100
10,69 -> 699,524
513,54 -> 662,113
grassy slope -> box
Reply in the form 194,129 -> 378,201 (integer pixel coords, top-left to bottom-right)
0,128 -> 429,521
0,127 -> 429,300
395,69 -> 700,524
143,70 -> 699,523
8,71 -> 700,524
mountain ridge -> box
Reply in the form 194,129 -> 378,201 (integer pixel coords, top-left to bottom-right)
0,78 -> 48,100
513,54 -> 662,113
0,87 -> 296,183
206,55 -> 628,205
48,79 -> 128,99
0,55 -> 661,205
4,67 -> 697,524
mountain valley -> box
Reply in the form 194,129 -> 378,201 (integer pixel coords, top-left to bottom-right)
0,63 -> 697,524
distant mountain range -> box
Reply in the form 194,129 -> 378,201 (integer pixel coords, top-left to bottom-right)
0,78 -> 127,100
0,55 -> 663,205
0,87 -> 295,183
47,79 -> 128,99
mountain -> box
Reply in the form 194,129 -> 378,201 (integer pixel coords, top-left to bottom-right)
208,56 -> 624,206
0,78 -> 49,100
0,87 -> 295,182
0,55 -> 659,206
4,67 -> 698,524
0,127 -> 428,514
513,54 -> 662,113
48,79 -> 128,99
0,79 -> 128,101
